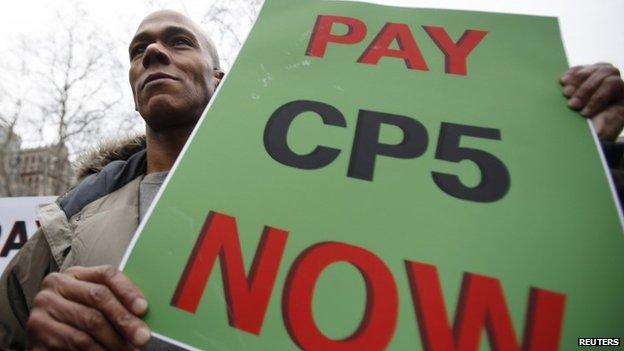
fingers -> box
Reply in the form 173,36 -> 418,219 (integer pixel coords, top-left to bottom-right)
27,266 -> 151,350
583,76 -> 624,117
560,65 -> 586,87
27,309 -> 106,351
591,105 -> 624,141
65,265 -> 148,316
561,64 -> 620,113
34,288 -> 135,351
51,269 -> 151,347
564,66 -> 620,112
560,64 -> 624,140
560,63 -> 614,87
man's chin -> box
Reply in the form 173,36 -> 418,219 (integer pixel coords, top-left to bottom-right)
142,93 -> 181,110
140,97 -> 199,132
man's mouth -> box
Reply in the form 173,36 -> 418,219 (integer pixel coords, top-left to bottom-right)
142,72 -> 178,89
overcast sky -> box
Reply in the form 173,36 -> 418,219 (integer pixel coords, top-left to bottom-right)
0,0 -> 621,69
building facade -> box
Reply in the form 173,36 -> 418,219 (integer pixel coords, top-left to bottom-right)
0,124 -> 74,197
0,126 -> 22,197
17,144 -> 73,196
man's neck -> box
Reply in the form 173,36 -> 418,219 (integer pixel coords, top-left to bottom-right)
145,124 -> 194,174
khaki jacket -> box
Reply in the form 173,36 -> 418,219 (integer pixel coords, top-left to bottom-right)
0,137 -> 146,350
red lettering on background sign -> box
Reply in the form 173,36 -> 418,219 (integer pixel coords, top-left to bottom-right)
358,23 -> 429,71
283,242 -> 398,351
306,15 -> 367,57
171,211 -> 289,335
305,14 -> 488,76
422,26 -> 488,75
405,261 -> 566,351
171,211 -> 567,350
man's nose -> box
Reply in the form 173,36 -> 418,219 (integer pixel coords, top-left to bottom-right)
142,42 -> 171,68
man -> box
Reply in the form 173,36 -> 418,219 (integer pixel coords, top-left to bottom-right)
0,10 -> 223,350
0,9 -> 622,351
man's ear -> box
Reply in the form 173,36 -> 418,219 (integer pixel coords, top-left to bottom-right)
213,69 -> 225,87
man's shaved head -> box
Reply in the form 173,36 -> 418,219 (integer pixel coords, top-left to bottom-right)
137,10 -> 220,69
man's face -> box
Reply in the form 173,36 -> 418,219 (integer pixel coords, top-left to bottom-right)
129,11 -> 220,131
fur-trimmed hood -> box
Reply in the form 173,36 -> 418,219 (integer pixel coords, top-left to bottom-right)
74,135 -> 146,181
59,135 -> 147,219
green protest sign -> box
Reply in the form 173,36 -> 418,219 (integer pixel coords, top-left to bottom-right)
121,0 -> 624,349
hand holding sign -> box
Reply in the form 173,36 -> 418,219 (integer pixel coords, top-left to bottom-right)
561,63 -> 624,140
26,265 -> 150,351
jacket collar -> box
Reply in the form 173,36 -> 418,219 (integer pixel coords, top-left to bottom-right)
59,137 -> 147,219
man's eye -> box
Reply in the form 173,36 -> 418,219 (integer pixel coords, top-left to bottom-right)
131,45 -> 146,59
173,38 -> 192,47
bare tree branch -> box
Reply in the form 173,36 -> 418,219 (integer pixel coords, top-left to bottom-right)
0,5 -> 133,195
200,1 -> 264,68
